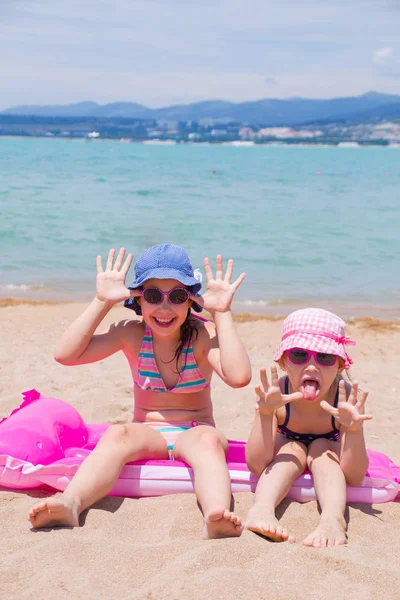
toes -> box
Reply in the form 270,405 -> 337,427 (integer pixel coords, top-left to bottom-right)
275,526 -> 287,540
28,503 -> 46,519
303,536 -> 314,547
223,510 -> 242,526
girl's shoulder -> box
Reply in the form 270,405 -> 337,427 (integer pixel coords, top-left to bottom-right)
113,317 -> 146,351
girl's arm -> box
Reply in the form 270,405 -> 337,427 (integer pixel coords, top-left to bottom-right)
55,248 -> 138,365
245,369 -> 303,475
321,381 -> 372,486
54,298 -> 125,365
340,427 -> 369,486
204,313 -> 251,387
199,255 -> 251,387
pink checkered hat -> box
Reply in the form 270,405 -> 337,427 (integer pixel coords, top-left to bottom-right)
274,308 -> 355,369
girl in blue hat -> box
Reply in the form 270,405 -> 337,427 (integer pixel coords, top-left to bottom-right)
28,244 -> 251,538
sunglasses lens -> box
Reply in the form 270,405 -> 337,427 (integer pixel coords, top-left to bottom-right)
289,349 -> 309,364
316,353 -> 337,366
143,288 -> 163,304
169,288 -> 189,304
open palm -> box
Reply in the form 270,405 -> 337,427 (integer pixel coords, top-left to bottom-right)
255,366 -> 304,416
201,255 -> 245,314
96,248 -> 136,303
321,380 -> 372,431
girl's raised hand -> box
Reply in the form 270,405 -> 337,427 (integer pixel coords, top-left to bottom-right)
320,380 -> 372,431
201,255 -> 245,314
96,248 -> 137,304
255,366 -> 304,416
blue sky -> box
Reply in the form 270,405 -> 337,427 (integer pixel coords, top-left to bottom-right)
1,0 -> 399,109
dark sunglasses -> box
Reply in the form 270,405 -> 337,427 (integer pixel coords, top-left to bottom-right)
287,348 -> 338,367
140,286 -> 190,305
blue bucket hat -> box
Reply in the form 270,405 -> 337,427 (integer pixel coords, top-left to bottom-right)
124,243 -> 203,315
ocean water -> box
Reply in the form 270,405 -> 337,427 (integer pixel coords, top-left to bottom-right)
1,137 -> 399,318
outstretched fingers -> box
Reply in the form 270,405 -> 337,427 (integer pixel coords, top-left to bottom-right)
348,380 -> 359,405
259,367 -> 270,392
96,255 -> 104,274
320,400 -> 338,417
357,412 -> 373,422
356,388 -> 369,413
203,257 -> 213,283
255,384 -> 266,402
270,365 -> 279,388
338,379 -> 347,403
215,254 -> 223,280
98,248 -> 133,275
283,391 -> 304,404
120,252 -> 133,276
231,271 -> 246,292
224,258 -> 234,283
222,257 -> 246,290
113,247 -> 126,271
106,248 -> 116,271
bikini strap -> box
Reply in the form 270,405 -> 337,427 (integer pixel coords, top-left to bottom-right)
331,381 -> 340,429
282,377 -> 291,427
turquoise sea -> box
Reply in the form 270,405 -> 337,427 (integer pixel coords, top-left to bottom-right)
1,137 -> 399,318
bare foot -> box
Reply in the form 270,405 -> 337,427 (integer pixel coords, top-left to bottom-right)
203,506 -> 243,539
245,506 -> 295,542
303,515 -> 347,547
28,497 -> 80,529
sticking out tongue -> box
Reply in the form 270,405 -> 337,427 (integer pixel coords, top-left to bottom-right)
301,380 -> 320,401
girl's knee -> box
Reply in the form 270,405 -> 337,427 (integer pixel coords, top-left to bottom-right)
100,423 -> 142,447
99,423 -> 167,459
195,428 -> 227,455
306,438 -> 339,468
291,442 -> 308,470
277,441 -> 308,471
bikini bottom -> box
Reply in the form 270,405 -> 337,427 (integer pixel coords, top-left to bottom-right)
141,420 -> 214,459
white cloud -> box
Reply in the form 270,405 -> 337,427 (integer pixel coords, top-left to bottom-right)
374,47 -> 394,64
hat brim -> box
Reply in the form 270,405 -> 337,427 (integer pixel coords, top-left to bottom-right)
127,266 -> 202,293
274,333 -> 348,365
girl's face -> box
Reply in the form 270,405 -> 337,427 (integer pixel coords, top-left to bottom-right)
282,349 -> 344,402
138,278 -> 192,337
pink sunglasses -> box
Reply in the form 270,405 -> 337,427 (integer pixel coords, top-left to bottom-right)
140,286 -> 190,305
287,348 -> 338,367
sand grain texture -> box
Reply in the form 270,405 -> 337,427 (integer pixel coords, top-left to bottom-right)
1,304 -> 399,599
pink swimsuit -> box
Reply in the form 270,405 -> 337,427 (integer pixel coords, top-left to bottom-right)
134,323 -> 212,458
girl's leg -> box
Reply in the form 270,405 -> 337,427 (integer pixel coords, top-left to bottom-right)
28,423 -> 168,528
173,426 -> 243,539
246,438 -> 307,542
303,438 -> 347,547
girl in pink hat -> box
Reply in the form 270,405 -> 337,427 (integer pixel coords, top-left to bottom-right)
245,307 -> 372,547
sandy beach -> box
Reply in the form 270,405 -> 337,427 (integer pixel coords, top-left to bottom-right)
1,302 -> 399,600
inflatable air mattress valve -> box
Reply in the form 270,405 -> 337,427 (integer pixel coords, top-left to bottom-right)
1,390 -> 399,503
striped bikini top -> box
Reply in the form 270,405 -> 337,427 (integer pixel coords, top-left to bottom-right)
134,323 -> 209,393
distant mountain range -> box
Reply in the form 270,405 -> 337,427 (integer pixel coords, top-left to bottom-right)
2,92 -> 400,126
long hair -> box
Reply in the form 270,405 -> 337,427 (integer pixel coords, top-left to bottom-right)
170,308 -> 199,374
